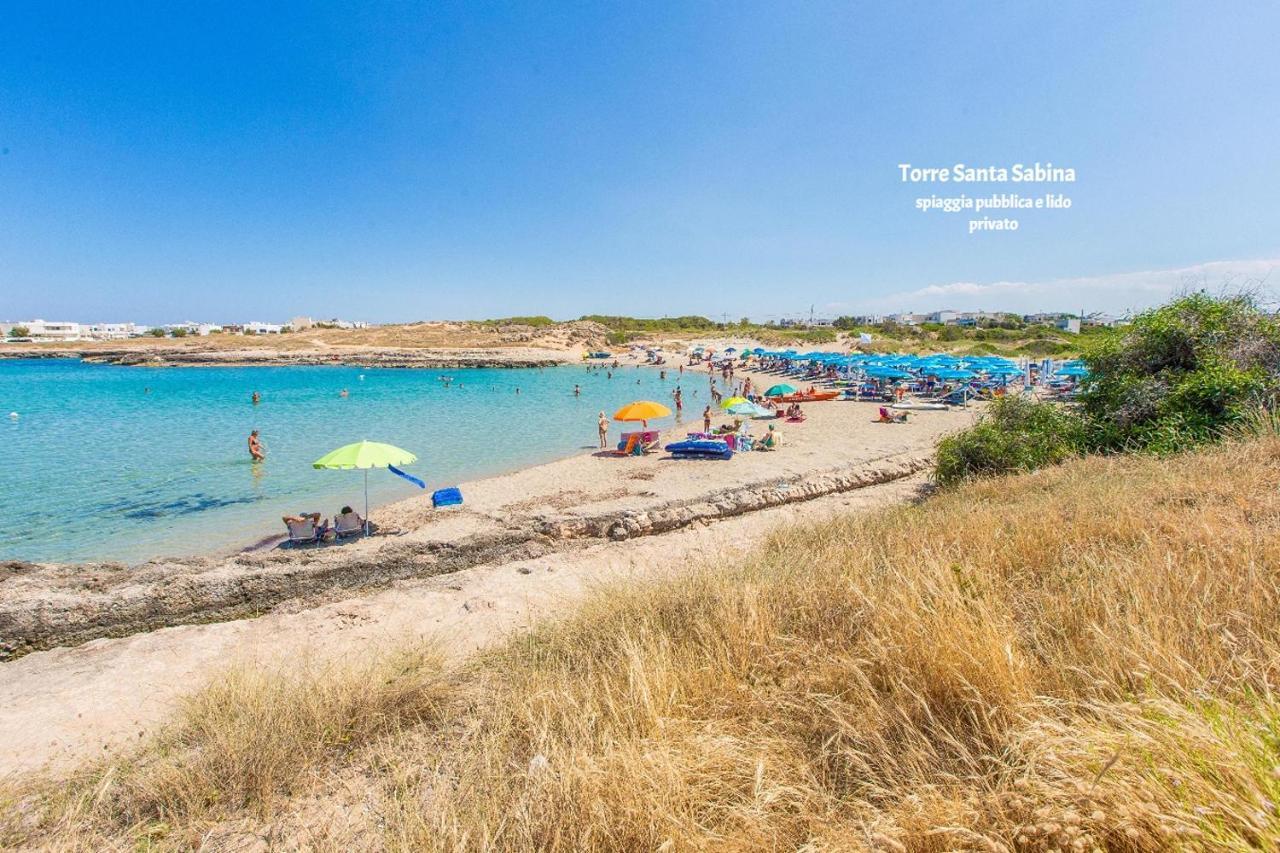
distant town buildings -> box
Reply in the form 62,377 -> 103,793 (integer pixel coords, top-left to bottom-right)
1,316 -> 367,341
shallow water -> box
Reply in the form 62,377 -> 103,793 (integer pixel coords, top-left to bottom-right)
0,358 -> 700,563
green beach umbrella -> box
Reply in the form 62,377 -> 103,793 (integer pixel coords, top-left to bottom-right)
313,440 -> 418,535
763,383 -> 796,397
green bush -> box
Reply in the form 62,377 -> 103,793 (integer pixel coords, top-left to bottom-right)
935,396 -> 1086,486
487,316 -> 556,327
1080,293 -> 1280,452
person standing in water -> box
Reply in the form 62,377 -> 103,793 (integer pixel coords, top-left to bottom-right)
597,411 -> 609,449
251,391 -> 261,405
574,384 -> 581,397
248,430 -> 265,461
674,386 -> 683,411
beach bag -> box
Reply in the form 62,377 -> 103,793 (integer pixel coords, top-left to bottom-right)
432,487 -> 463,508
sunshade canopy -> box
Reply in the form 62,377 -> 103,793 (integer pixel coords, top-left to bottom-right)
312,440 -> 417,470
613,400 -> 672,422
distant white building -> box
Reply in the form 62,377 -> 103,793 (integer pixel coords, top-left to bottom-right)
886,313 -> 927,326
290,316 -> 315,330
927,310 -> 959,324
162,322 -> 221,336
1056,317 -> 1082,334
85,323 -> 136,340
244,321 -> 284,334
22,320 -> 82,342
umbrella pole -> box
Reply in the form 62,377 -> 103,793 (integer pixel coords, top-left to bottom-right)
364,469 -> 370,536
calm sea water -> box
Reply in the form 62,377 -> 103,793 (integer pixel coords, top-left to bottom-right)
0,358 -> 696,563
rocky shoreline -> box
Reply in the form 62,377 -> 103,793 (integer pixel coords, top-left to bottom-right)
0,345 -> 575,368
0,451 -> 929,659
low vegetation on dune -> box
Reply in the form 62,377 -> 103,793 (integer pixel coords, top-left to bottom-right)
7,433 -> 1280,850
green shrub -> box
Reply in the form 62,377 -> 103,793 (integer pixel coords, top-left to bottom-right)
487,315 -> 556,327
1080,294 -> 1280,452
935,396 -> 1086,486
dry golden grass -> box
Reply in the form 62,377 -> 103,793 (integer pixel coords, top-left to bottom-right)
7,437 -> 1280,850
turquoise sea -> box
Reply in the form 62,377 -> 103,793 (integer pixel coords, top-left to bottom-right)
0,358 -> 695,563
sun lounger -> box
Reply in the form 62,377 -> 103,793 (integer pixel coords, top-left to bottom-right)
334,511 -> 365,538
285,517 -> 322,545
618,430 -> 660,455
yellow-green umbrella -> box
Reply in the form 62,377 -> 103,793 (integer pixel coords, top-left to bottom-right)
613,400 -> 672,428
313,440 -> 418,534
720,396 -> 748,409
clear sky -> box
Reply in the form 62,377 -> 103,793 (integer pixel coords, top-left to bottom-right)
2,1 -> 1278,324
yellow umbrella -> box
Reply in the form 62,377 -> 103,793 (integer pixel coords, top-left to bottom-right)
720,396 -> 748,409
613,400 -> 672,428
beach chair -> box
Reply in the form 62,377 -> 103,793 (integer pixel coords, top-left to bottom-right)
285,517 -> 321,545
334,511 -> 365,538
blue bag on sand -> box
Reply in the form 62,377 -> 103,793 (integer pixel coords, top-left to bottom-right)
432,487 -> 463,508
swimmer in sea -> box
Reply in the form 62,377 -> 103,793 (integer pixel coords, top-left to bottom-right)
339,388 -> 349,398
574,384 -> 581,397
252,390 -> 261,405
248,429 -> 265,461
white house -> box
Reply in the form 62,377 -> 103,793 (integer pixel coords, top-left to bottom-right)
85,323 -> 136,340
1056,317 -> 1082,334
244,321 -> 284,335
23,320 -> 82,342
927,310 -> 959,324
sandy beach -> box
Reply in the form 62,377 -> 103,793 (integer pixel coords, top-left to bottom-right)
0,358 -> 976,776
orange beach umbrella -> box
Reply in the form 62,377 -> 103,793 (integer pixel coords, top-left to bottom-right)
613,400 -> 672,428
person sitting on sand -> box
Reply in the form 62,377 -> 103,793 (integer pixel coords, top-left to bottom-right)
282,511 -> 327,542
248,430 -> 265,461
759,423 -> 781,450
877,406 -> 908,424
334,506 -> 365,536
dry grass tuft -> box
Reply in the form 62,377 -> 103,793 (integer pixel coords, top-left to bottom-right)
9,437 -> 1280,849
2,644 -> 452,849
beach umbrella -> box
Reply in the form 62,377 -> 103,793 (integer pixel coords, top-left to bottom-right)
720,396 -> 749,409
764,383 -> 796,397
613,400 -> 672,428
725,400 -> 772,418
312,440 -> 418,535
930,368 -> 976,380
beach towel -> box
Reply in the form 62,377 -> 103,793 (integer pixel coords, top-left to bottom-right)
432,487 -> 464,508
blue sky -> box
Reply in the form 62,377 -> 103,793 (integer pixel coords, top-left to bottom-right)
2,1 -> 1278,324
